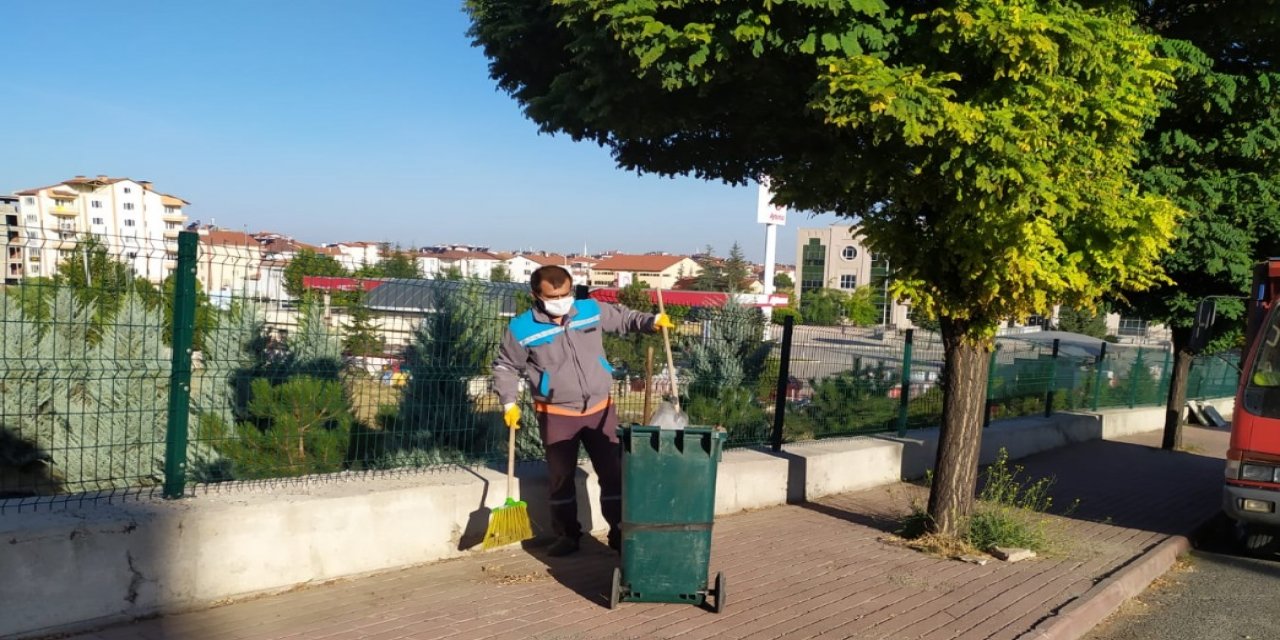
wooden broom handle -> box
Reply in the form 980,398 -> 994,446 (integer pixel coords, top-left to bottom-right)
507,422 -> 516,497
656,288 -> 680,412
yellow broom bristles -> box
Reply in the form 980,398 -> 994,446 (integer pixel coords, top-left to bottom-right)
483,497 -> 533,549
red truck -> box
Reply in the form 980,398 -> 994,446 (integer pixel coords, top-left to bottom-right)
1226,259 -> 1280,552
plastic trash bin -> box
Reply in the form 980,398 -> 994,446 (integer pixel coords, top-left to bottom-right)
610,425 -> 727,612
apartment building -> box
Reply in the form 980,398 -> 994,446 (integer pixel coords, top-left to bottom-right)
417,249 -> 502,279
588,254 -> 702,288
12,175 -> 189,283
196,228 -> 264,301
1,196 -> 21,284
326,241 -> 383,272
796,224 -> 910,327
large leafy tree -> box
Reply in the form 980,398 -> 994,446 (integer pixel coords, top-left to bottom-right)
283,248 -> 347,299
1100,1 -> 1280,449
469,0 -> 1182,534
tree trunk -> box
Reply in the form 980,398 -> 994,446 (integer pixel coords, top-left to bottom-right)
1161,327 -> 1193,451
926,317 -> 992,536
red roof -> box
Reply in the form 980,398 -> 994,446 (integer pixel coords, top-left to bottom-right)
201,230 -> 261,248
590,254 -> 689,272
302,276 -> 384,292
589,288 -> 788,309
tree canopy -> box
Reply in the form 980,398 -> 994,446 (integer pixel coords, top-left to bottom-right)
468,0 -> 1186,535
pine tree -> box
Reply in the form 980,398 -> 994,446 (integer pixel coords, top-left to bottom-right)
723,242 -> 752,292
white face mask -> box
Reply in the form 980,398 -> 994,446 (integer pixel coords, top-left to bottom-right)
542,297 -> 574,317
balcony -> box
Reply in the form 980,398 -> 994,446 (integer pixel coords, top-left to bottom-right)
164,259 -> 178,271
162,211 -> 186,223
163,228 -> 180,239
49,206 -> 78,217
54,239 -> 78,251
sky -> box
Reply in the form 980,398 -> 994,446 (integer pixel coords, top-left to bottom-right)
0,1 -> 850,263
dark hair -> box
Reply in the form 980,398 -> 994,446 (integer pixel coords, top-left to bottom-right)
531,265 -> 572,292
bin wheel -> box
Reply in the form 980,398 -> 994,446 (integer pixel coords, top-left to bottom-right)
712,571 -> 726,613
610,567 -> 622,609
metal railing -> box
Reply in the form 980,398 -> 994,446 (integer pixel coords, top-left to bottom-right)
0,229 -> 1242,511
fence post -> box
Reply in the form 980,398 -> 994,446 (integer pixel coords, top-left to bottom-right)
771,315 -> 795,452
1128,347 -> 1144,408
897,329 -> 914,436
984,344 -> 999,428
163,231 -> 199,499
1043,338 -> 1060,418
1091,341 -> 1108,412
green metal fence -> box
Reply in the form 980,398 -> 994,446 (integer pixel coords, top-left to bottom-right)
0,230 -> 1243,510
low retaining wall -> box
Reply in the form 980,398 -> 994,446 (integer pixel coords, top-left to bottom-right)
0,398 -> 1233,639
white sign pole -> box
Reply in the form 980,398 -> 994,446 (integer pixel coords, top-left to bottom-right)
757,178 -> 787,333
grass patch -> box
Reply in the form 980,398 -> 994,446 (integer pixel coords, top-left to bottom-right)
896,448 -> 1078,558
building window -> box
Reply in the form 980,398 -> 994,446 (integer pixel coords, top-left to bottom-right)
91,200 -> 102,209
123,203 -> 135,211
126,252 -> 138,260
124,219 -> 136,227
164,206 -> 178,214
123,187 -> 132,194
841,246 -> 858,261
24,197 -> 35,205
165,222 -> 178,229
801,238 -> 826,295
25,214 -> 37,223
840,274 -> 857,289
59,250 -> 74,260
29,265 -> 40,275
92,217 -> 104,225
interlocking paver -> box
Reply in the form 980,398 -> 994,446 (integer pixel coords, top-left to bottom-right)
53,425 -> 1228,640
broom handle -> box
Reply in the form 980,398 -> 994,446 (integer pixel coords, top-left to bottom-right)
656,288 -> 680,412
507,420 -> 516,498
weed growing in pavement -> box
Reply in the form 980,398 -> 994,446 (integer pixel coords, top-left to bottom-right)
895,448 -> 1079,558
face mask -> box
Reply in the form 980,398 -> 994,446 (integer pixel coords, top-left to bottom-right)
542,297 -> 574,317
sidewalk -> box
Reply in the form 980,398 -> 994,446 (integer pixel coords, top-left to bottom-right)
62,425 -> 1229,640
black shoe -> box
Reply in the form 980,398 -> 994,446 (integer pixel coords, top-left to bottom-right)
547,536 -> 581,557
607,530 -> 621,553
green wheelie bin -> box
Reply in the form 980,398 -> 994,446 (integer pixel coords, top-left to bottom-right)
609,425 -> 727,613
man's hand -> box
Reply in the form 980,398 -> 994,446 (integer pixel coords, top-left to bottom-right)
503,403 -> 521,429
653,313 -> 675,332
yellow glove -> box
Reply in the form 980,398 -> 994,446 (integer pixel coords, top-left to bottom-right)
654,313 -> 675,331
503,403 -> 521,430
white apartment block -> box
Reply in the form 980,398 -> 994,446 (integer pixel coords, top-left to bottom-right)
12,175 -> 189,283
326,241 -> 383,272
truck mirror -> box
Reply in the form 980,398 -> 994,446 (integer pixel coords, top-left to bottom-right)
1188,298 -> 1217,352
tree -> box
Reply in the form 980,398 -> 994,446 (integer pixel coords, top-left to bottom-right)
343,294 -> 384,357
378,249 -> 423,279
1055,305 -> 1109,339
723,242 -> 752,292
489,263 -> 513,283
54,236 -> 160,338
618,279 -> 654,312
844,286 -> 879,327
1096,1 -> 1280,450
442,265 -> 464,281
800,289 -> 846,326
773,272 -> 795,293
283,248 -> 347,299
469,0 -> 1182,535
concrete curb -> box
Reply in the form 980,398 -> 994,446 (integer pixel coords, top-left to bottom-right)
1020,516 -> 1217,640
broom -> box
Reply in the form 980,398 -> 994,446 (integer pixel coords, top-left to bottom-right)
482,421 -> 533,549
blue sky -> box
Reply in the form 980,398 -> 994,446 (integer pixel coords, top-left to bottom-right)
0,1 -> 842,263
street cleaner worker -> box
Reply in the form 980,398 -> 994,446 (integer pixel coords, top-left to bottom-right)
493,265 -> 674,556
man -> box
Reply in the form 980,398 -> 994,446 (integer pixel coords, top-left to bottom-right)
493,265 -> 673,556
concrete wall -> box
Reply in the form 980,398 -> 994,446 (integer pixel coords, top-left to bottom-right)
0,399 -> 1232,639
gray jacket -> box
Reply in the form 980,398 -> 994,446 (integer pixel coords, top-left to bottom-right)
493,297 -> 657,412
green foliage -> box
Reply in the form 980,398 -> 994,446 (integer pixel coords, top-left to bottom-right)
800,288 -> 846,326
0,290 -> 224,493
843,286 -> 879,327
1055,305 -> 1108,339
966,449 -> 1065,553
342,295 -> 384,357
442,265 -> 464,281
489,263 -> 513,283
217,377 -> 355,478
618,279 -> 654,312
283,248 -> 347,299
770,304 -> 802,326
393,282 -> 503,456
51,236 -> 166,343
723,242 -> 752,292
773,273 -> 794,292
686,387 -> 769,443
379,249 -> 423,279
1114,2 -> 1280,350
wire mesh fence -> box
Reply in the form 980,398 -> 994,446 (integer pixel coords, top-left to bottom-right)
0,229 -> 1245,510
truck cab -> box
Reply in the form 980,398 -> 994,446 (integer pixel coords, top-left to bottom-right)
1226,259 -> 1280,551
